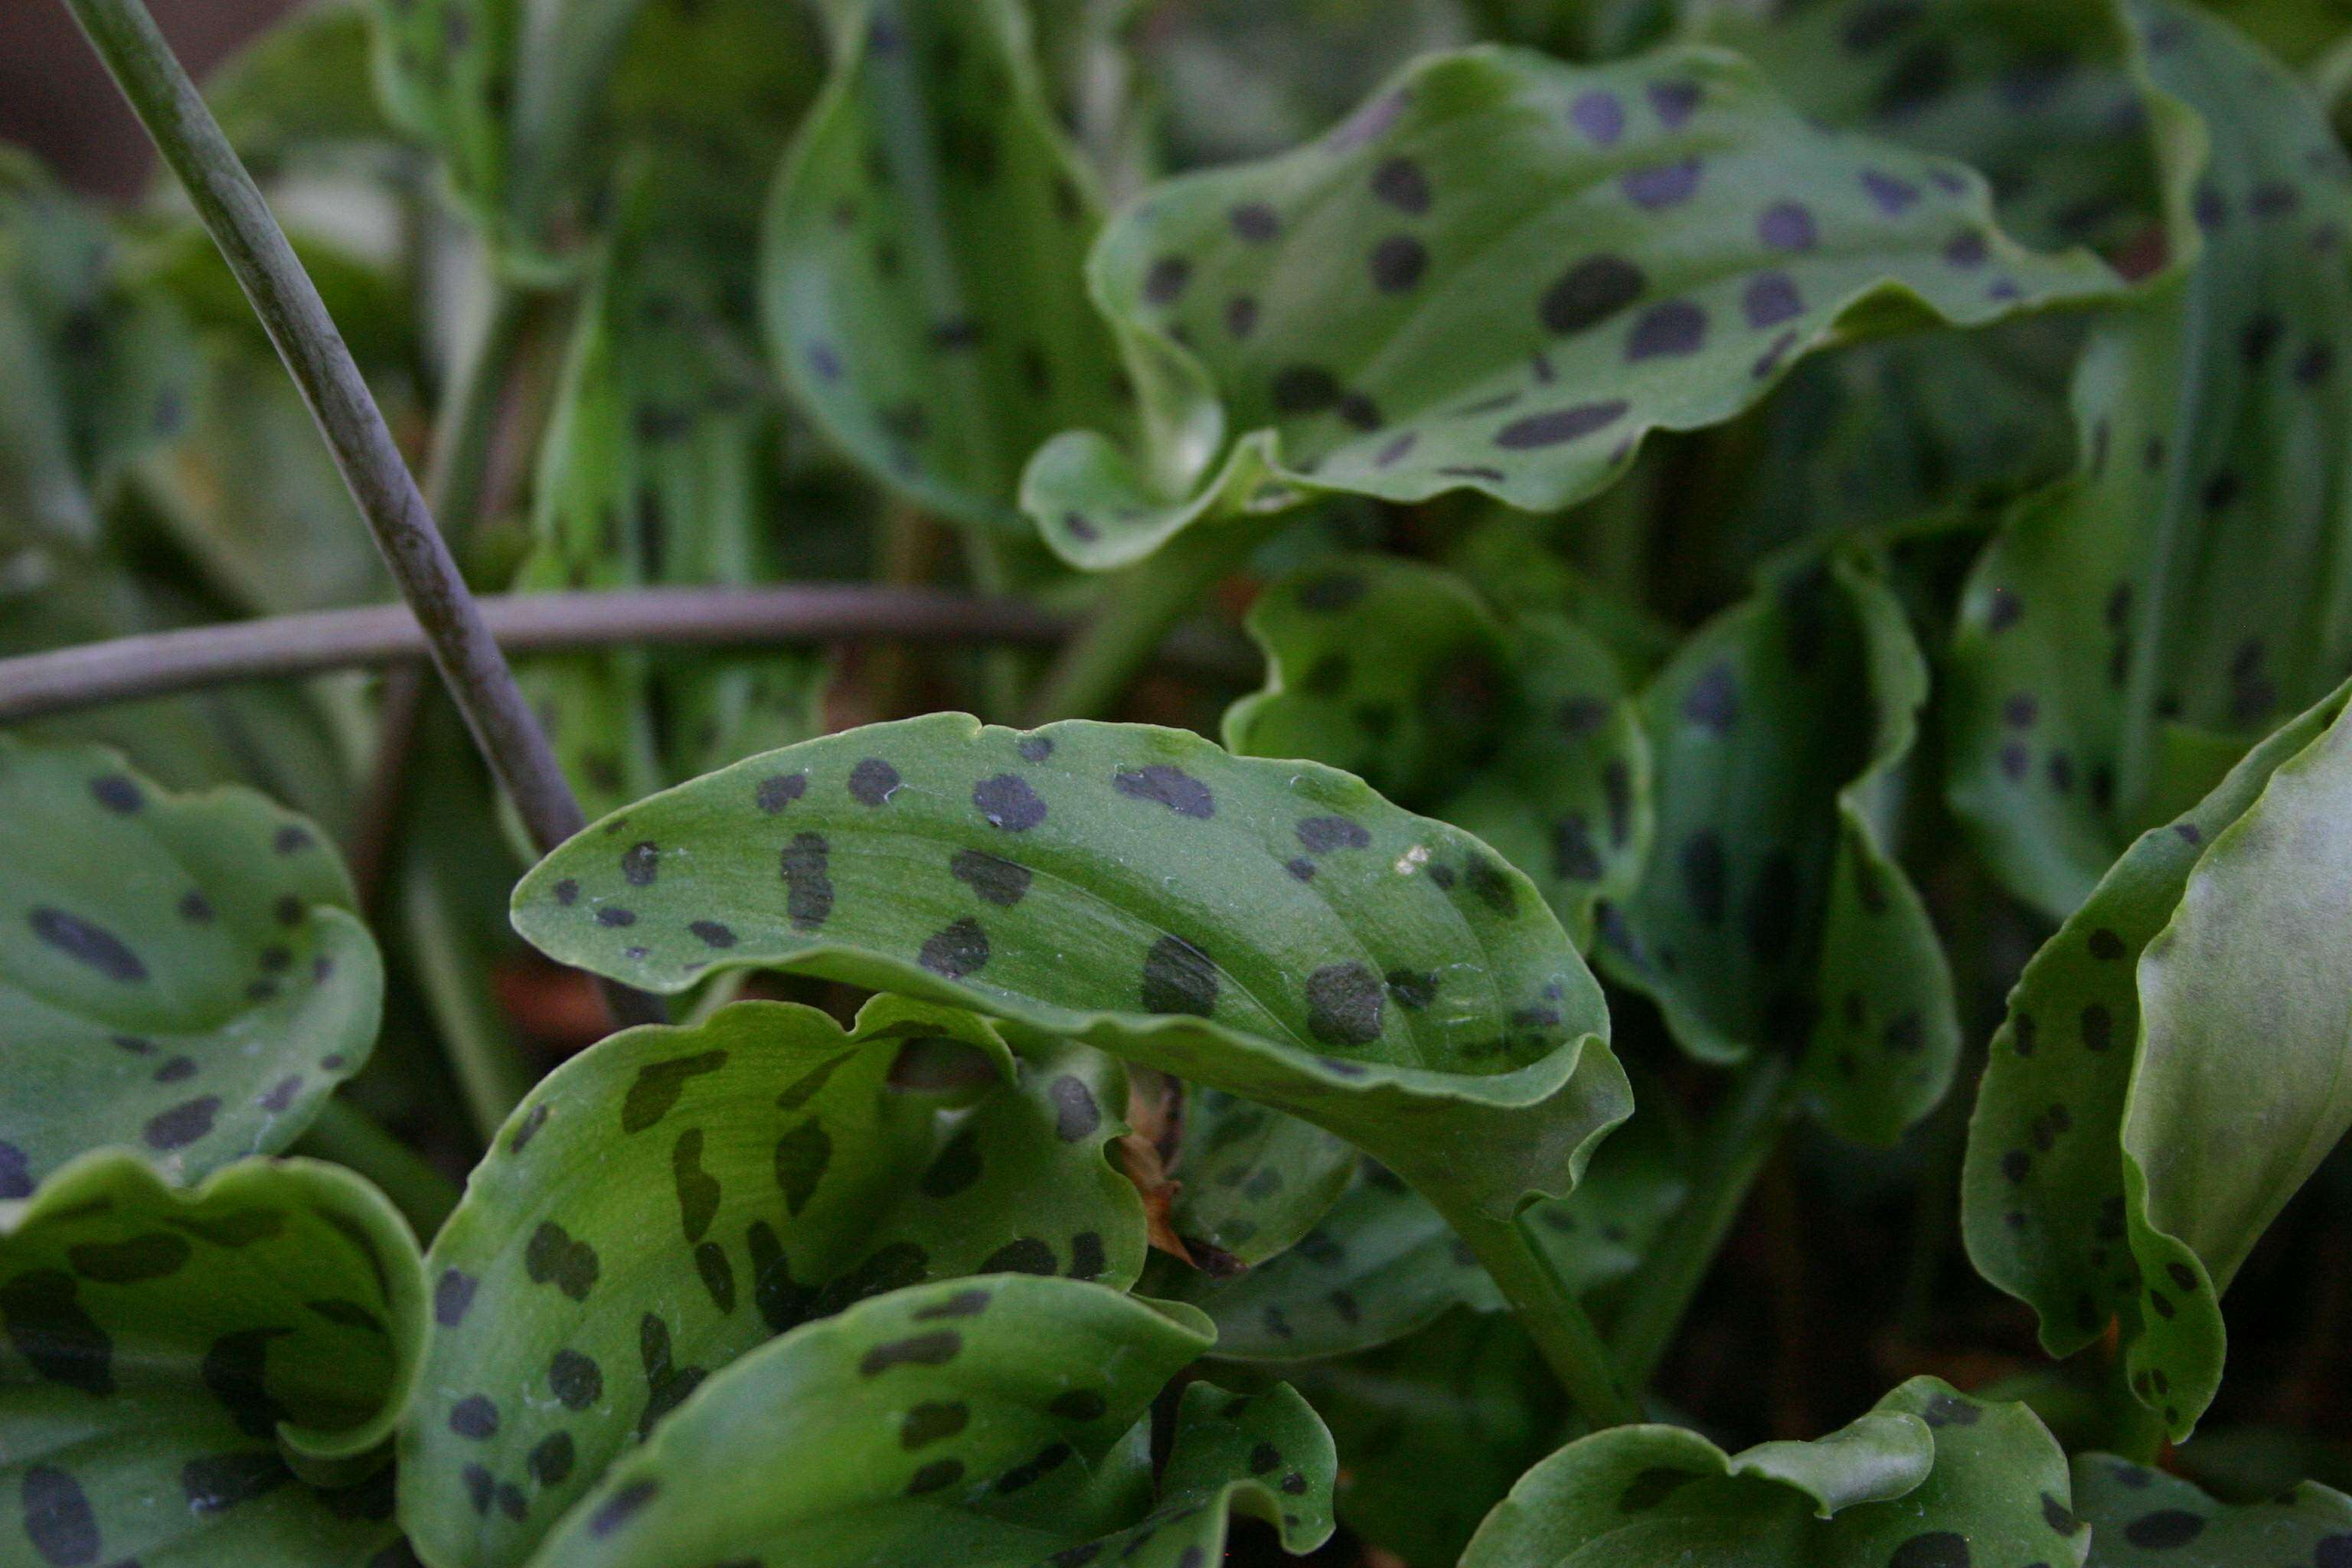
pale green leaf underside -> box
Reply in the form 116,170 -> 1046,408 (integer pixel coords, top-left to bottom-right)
1599,556 -> 1958,1144
762,0 -> 1132,534
402,995 -> 1145,1568
0,735 -> 384,1195
1024,41 -> 2125,570
1949,0 -> 2352,917
1462,1377 -> 2085,1566
521,1273 -> 1335,1568
511,714 -> 1629,1227
2072,1454 -> 2352,1563
1962,678 -> 2352,1439
1,1152 -> 425,1568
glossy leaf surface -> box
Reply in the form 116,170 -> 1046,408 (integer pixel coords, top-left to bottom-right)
512,715 -> 1630,1232
520,1273 -> 1334,1568
1024,42 -> 2124,570
0,736 -> 382,1196
762,0 -> 1132,534
1462,1377 -> 2085,1566
402,995 -> 1144,1568
1949,0 -> 2352,916
2073,1455 -> 2352,1563
1964,678 -> 2352,1439
1599,556 -> 1958,1143
1,1152 -> 425,1567
1226,555 -> 1649,947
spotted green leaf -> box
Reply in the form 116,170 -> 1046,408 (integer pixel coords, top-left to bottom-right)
1,1151 -> 426,1568
1599,554 -> 1958,1143
518,1272 -> 1334,1568
1948,0 -> 2352,917
1295,1308 -> 1567,1568
1021,41 -> 2126,571
1962,678 -> 2352,1440
1462,1377 -> 2085,1567
1225,555 -> 1651,948
519,179 -> 824,822
760,0 -> 1133,536
511,715 -> 1632,1403
1171,1099 -> 1685,1363
1168,1088 -> 1356,1271
1696,0 -> 2184,266
0,152 -> 199,557
0,736 -> 383,1197
2073,1454 -> 2352,1563
400,995 -> 1143,1568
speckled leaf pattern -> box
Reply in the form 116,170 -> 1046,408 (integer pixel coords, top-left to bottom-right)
1224,556 -> 1651,948
1168,1089 -> 1356,1271
517,1274 -> 1334,1568
1697,0 -> 2183,264
1462,1377 -> 2086,1567
401,995 -> 1144,1568
0,736 -> 384,1197
511,715 -> 1632,1238
1598,556 -> 1958,1144
2073,1454 -> 2352,1563
518,185 -> 824,823
1963,678 -> 2352,1440
1295,1308 -> 1566,1568
1948,0 -> 2352,917
1173,1103 -> 1685,1363
1021,42 -> 2125,571
1,1152 -> 426,1568
761,0 -> 1134,535
0,153 -> 199,556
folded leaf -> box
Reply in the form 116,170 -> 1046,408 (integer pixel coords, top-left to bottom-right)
400,995 -> 1144,1568
1296,1308 -> 1567,1568
520,179 -> 824,822
1963,677 -> 2352,1439
1949,0 -> 2352,916
1462,1377 -> 2083,1566
0,736 -> 383,1195
1024,41 -> 2125,570
761,0 -> 1133,534
1599,554 -> 1958,1144
520,1273 -> 1335,1567
1226,554 -> 1651,948
511,715 -> 1633,1409
0,1151 -> 425,1567
2073,1454 -> 2352,1563
206,0 -> 400,174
